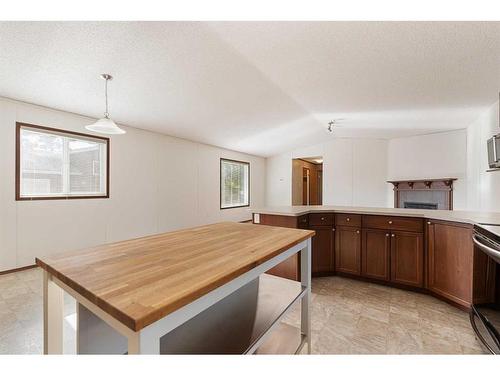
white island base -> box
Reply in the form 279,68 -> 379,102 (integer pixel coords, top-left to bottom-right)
43,238 -> 312,355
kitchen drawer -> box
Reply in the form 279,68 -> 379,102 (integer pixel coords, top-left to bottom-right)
335,213 -> 361,227
362,215 -> 423,232
297,214 -> 309,229
309,213 -> 334,226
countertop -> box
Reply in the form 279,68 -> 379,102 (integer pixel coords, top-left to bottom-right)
251,205 -> 500,226
36,222 -> 314,331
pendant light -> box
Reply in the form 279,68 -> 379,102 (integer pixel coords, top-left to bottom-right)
86,74 -> 126,135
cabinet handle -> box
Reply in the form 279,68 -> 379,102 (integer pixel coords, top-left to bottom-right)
391,234 -> 395,237
321,217 -> 325,221
427,221 -> 431,225
332,228 -> 336,232
346,218 -> 350,222
356,230 -> 360,234
388,220 -> 393,224
385,233 -> 390,237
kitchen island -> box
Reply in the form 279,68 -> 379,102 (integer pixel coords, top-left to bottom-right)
36,222 -> 314,354
252,205 -> 500,311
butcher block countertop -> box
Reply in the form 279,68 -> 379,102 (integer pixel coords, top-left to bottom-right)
36,222 -> 314,332
252,205 -> 500,226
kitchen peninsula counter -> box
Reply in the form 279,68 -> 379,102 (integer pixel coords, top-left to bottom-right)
251,205 -> 500,226
251,205 -> 500,310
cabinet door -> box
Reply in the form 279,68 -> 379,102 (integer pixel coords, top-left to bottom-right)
427,221 -> 473,307
390,231 -> 423,287
335,226 -> 361,275
310,226 -> 334,274
362,228 -> 390,281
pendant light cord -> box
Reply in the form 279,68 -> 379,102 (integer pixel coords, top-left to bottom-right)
104,78 -> 109,119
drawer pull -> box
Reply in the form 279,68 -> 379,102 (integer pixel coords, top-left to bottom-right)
391,234 -> 395,237
388,220 -> 393,224
321,217 -> 325,221
385,233 -> 390,237
346,218 -> 350,222
356,230 -> 360,234
427,221 -> 431,225
332,228 -> 336,232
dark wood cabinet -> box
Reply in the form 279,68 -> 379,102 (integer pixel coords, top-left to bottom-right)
255,214 -> 306,281
335,213 -> 362,227
309,213 -> 334,226
361,228 -> 390,281
255,211 -> 477,311
390,230 -> 423,287
310,226 -> 334,274
362,215 -> 423,233
427,220 -> 473,307
335,226 -> 361,275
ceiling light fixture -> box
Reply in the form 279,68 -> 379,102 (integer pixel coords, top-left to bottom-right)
327,118 -> 346,133
327,121 -> 335,133
85,74 -> 126,135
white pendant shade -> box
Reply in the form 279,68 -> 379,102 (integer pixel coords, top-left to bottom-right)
86,73 -> 125,135
86,117 -> 126,135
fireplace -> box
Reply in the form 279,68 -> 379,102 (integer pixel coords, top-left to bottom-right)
404,202 -> 438,210
388,178 -> 457,210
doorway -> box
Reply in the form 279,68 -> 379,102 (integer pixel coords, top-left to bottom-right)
292,157 -> 323,206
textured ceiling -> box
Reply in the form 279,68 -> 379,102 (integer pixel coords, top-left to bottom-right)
0,21 -> 499,156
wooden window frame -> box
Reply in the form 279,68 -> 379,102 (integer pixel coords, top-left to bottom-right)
219,158 -> 250,210
15,122 -> 110,201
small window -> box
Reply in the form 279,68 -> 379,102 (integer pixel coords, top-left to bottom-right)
220,158 -> 250,209
16,122 -> 109,200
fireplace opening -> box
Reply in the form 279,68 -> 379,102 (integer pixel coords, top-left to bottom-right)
404,202 -> 438,210
388,178 -> 456,211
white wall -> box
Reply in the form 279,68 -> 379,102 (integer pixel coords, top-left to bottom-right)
387,130 -> 468,209
265,138 -> 389,207
265,153 -> 292,206
0,98 -> 266,271
466,100 -> 500,212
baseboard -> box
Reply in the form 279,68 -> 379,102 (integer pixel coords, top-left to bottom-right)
0,264 -> 38,276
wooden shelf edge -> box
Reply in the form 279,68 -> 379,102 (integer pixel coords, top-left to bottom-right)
254,323 -> 306,355
244,276 -> 307,354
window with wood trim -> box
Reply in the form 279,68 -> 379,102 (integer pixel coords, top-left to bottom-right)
16,122 -> 109,200
220,158 -> 250,209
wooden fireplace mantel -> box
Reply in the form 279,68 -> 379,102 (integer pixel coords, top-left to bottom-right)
387,178 -> 457,210
387,178 -> 457,190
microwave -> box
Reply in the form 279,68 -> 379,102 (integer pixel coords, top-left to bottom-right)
488,135 -> 500,169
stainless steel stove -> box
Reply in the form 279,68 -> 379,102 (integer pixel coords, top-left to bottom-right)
471,224 -> 500,354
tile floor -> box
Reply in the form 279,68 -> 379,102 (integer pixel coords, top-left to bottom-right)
0,268 -> 488,354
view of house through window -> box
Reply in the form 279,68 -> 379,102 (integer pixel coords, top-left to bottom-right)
17,123 -> 109,199
220,158 -> 249,209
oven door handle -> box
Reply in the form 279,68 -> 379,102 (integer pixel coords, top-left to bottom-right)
470,307 -> 496,354
473,235 -> 500,263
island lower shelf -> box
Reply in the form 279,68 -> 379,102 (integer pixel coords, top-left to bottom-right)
78,274 -> 307,354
